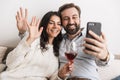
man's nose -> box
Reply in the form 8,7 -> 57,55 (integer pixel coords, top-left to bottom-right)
69,18 -> 74,24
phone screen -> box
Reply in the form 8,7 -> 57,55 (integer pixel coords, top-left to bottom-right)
86,22 -> 101,38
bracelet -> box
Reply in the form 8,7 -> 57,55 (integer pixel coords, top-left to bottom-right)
18,32 -> 25,39
19,32 -> 24,36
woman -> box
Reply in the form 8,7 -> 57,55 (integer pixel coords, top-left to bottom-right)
0,8 -> 72,80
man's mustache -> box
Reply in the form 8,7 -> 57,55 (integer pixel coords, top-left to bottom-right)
67,24 -> 76,27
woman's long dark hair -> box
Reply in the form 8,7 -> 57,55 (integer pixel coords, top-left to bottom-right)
39,11 -> 62,57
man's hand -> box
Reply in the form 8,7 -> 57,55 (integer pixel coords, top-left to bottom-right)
16,7 -> 28,34
58,62 -> 73,79
83,30 -> 109,61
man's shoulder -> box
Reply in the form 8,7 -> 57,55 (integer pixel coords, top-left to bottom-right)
81,27 -> 87,36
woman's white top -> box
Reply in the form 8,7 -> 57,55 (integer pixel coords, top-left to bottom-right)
0,36 -> 59,80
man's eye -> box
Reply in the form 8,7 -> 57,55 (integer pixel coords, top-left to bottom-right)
63,18 -> 69,21
73,17 -> 78,20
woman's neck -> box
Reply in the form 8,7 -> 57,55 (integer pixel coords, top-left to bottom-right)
48,37 -> 54,44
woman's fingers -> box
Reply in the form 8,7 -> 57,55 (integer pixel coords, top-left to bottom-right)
26,20 -> 30,28
16,11 -> 21,20
25,8 -> 28,19
20,7 -> 23,18
36,19 -> 40,27
31,17 -> 34,26
30,16 -> 40,27
39,27 -> 43,36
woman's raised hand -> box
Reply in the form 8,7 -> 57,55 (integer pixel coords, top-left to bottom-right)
16,7 -> 28,34
26,16 -> 43,45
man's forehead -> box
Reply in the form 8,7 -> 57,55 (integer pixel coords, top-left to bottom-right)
61,13 -> 79,18
61,7 -> 79,17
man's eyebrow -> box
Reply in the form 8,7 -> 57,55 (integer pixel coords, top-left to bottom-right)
62,16 -> 69,18
63,14 -> 78,18
73,14 -> 78,16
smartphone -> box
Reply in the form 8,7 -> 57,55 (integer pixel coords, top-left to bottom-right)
86,22 -> 101,51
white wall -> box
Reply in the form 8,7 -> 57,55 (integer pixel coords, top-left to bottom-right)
0,0 -> 120,54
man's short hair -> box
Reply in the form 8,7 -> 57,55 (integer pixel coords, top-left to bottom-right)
58,3 -> 81,17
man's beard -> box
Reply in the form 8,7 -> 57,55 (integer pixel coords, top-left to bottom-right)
64,23 -> 80,35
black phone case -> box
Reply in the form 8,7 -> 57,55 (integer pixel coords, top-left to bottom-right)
86,22 -> 101,51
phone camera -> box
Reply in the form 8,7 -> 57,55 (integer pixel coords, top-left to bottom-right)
89,23 -> 95,26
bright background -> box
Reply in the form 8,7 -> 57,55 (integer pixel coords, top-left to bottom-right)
0,0 -> 120,54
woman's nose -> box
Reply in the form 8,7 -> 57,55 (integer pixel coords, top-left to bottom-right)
53,23 -> 59,28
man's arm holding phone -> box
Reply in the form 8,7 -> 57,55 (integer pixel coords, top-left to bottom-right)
83,22 -> 114,66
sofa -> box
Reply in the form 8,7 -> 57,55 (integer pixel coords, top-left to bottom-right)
0,46 -> 120,80
0,46 -> 13,72
98,59 -> 120,80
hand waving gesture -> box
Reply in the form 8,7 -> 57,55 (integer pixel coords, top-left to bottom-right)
26,16 -> 43,45
16,8 -> 28,34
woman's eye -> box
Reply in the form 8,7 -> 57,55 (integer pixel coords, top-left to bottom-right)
57,23 -> 61,25
49,22 -> 54,24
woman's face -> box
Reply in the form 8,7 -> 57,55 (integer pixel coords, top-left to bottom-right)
46,15 -> 61,38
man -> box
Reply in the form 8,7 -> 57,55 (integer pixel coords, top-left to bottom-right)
57,3 -> 113,80
17,3 -> 113,80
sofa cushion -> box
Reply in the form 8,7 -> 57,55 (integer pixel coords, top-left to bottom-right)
0,46 -> 7,73
112,75 -> 120,80
0,63 -> 6,72
0,46 -> 7,63
98,59 -> 120,80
